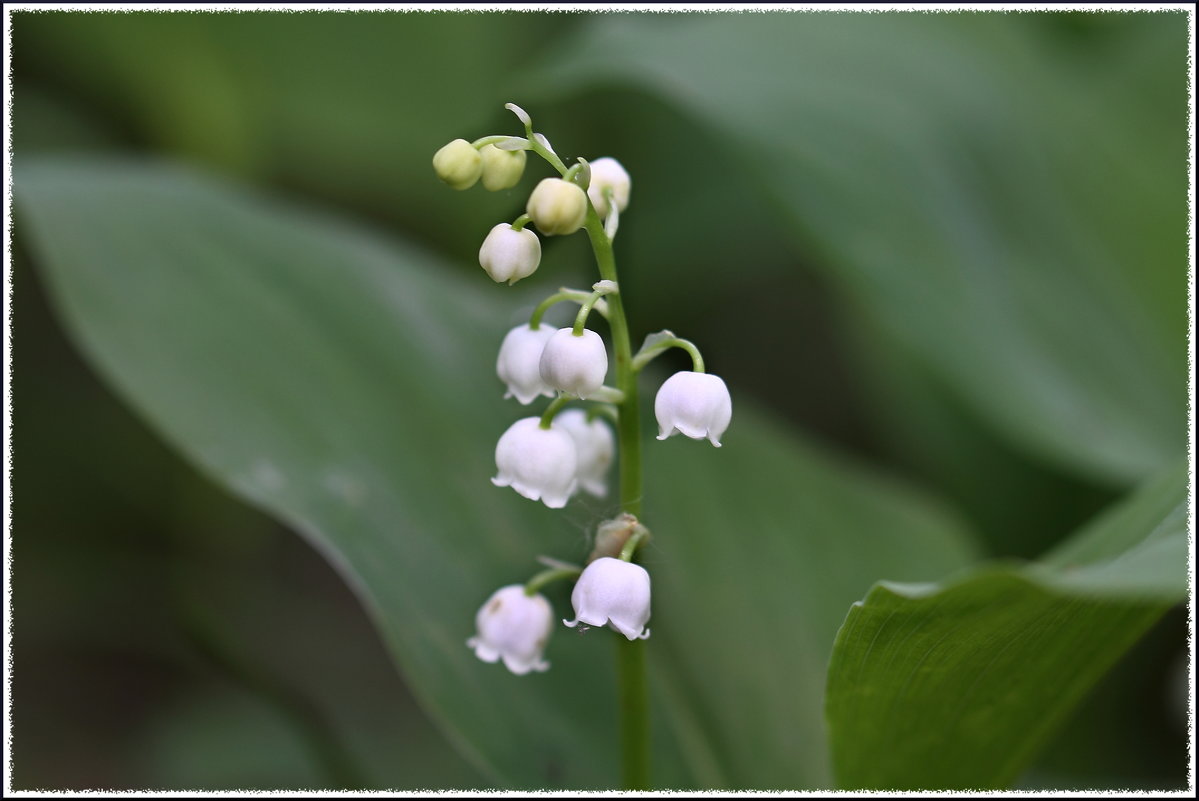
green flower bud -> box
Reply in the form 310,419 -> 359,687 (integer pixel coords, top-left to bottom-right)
526,177 -> 587,236
479,144 -> 527,191
432,138 -> 482,190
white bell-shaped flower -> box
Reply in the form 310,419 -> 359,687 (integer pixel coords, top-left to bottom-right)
539,328 -> 608,400
586,157 -> 632,218
496,324 -> 555,404
467,584 -> 554,675
564,557 -> 651,641
655,371 -> 732,447
492,417 -> 578,508
479,223 -> 541,285
553,408 -> 615,498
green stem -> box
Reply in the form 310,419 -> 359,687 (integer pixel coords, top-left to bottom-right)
618,529 -> 648,562
586,403 -> 620,425
526,132 -> 569,175
583,205 -> 649,790
572,283 -> 617,336
583,212 -> 640,517
588,385 -> 626,404
470,134 -> 527,149
529,288 -> 609,330
617,638 -> 649,790
524,566 -> 581,596
539,395 -> 573,429
632,337 -> 705,374
526,129 -> 649,789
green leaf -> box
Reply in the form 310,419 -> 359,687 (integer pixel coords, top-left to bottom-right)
17,157 -> 979,789
824,462 -> 1186,790
532,12 -> 1187,485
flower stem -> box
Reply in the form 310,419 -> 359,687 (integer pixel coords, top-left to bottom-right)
530,133 -> 650,789
470,134 -> 518,148
583,212 -> 641,517
529,288 -> 609,330
631,336 -> 705,374
586,403 -> 620,425
524,566 -> 581,596
583,206 -> 650,790
572,283 -> 617,337
539,395 -> 573,429
618,529 -> 649,562
616,638 -> 649,790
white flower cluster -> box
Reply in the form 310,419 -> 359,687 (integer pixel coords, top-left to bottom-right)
469,557 -> 652,675
492,322 -> 732,510
436,105 -> 732,676
491,322 -> 615,509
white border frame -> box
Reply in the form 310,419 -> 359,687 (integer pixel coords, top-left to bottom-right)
1,2 -> 1194,797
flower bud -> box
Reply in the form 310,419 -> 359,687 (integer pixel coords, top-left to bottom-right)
586,157 -> 632,218
432,138 -> 483,190
589,513 -> 650,563
526,177 -> 587,236
479,144 -> 527,191
496,323 -> 555,404
655,371 -> 732,447
539,328 -> 608,399
492,417 -> 578,508
479,223 -> 541,285
564,557 -> 651,641
553,409 -> 615,498
468,585 -> 554,675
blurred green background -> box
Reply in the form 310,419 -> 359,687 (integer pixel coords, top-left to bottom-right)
10,9 -> 1189,791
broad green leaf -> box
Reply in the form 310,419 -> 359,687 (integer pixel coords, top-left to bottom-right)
532,12 -> 1187,485
825,462 -> 1186,790
842,308 -> 1121,560
10,252 -> 481,790
17,158 -> 980,789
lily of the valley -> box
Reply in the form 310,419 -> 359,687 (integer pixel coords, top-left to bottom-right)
539,328 -> 608,399
654,371 -> 732,447
564,557 -> 651,641
526,177 -> 588,235
586,157 -> 632,218
467,585 -> 554,675
479,144 -> 527,191
553,408 -> 615,498
492,417 -> 578,508
496,323 -> 556,404
432,138 -> 483,190
479,223 -> 541,285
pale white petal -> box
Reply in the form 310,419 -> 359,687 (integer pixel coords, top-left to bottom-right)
479,223 -> 540,284
553,409 -> 614,499
566,558 -> 651,641
493,418 -> 578,509
539,328 -> 608,399
496,324 -> 556,405
586,157 -> 631,218
654,371 -> 731,447
468,585 -> 555,676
